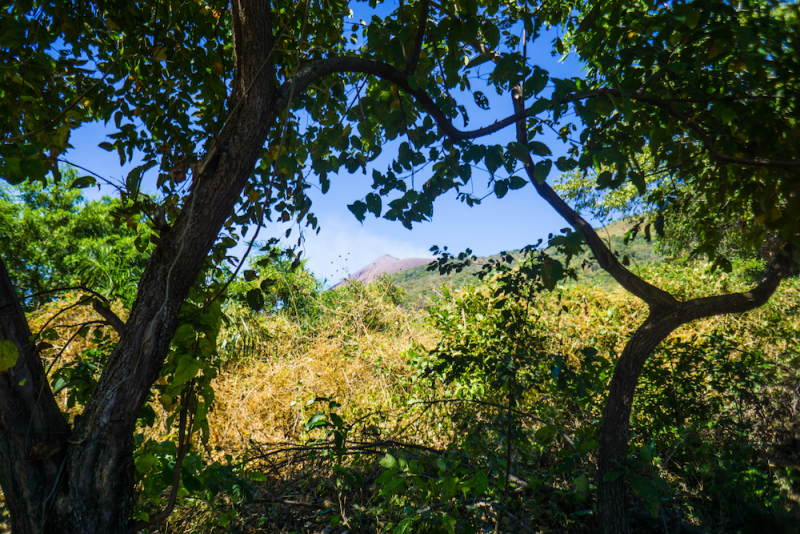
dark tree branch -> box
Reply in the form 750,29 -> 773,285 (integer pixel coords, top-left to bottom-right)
679,250 -> 795,320
510,86 -> 680,311
277,57 -> 534,141
91,301 -> 125,336
406,0 -> 430,74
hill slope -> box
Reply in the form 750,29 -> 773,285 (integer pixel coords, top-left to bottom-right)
385,221 -> 661,307
331,254 -> 432,288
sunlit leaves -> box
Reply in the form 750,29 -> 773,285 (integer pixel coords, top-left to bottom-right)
565,0 -> 800,261
0,341 -> 18,374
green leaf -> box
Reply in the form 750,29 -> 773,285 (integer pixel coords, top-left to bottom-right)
508,175 -> 527,190
380,453 -> 398,470
441,514 -> 457,534
305,413 -> 327,430
506,142 -> 530,161
472,469 -> 489,495
467,53 -> 494,68
365,193 -> 381,217
596,171 -> 614,189
533,160 -> 552,183
243,269 -> 258,282
666,63 -> 687,75
494,179 -> 509,198
473,91 -> 489,110
442,474 -> 458,498
484,145 -> 504,174
711,102 -> 737,125
381,475 -> 406,498
393,517 -> 413,534
348,200 -> 367,222
685,10 -> 700,29
630,171 -> 646,194
640,442 -> 653,463
631,475 -> 660,518
173,355 -> 201,387
246,289 -> 264,311
613,79 -> 633,122
528,98 -> 550,115
0,341 -> 19,373
172,323 -> 196,345
528,141 -> 552,157
70,175 -> 96,189
524,66 -> 548,95
555,156 -> 578,171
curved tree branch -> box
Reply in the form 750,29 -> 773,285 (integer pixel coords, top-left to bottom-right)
510,86 -> 680,310
276,57 -> 533,141
679,250 -> 795,320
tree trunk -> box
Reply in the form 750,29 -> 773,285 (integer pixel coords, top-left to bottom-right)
595,260 -> 790,533
0,1 -> 278,530
596,313 -> 684,534
0,256 -> 72,534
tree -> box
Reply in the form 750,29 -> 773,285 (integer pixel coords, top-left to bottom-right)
0,1 -> 797,533
0,167 -> 149,310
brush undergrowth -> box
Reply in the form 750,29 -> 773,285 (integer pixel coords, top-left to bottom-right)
7,258 -> 799,534
186,257 -> 799,534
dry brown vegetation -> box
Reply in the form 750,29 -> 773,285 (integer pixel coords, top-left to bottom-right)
3,264 -> 798,533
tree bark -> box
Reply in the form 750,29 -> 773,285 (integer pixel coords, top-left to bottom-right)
0,255 -> 72,534
0,0 -> 278,531
596,314 -> 685,534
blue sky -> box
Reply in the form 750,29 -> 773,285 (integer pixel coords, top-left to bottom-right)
62,7 -> 586,286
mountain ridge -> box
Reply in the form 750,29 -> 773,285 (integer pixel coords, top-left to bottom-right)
331,254 -> 433,288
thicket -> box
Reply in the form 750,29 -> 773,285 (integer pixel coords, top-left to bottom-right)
9,246 -> 797,534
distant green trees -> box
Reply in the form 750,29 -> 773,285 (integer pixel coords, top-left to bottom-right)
0,167 -> 148,309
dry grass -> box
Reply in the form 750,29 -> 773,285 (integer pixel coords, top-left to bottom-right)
205,280 -> 437,456
5,267 -> 798,532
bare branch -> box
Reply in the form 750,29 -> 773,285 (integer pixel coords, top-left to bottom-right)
91,300 -> 126,336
